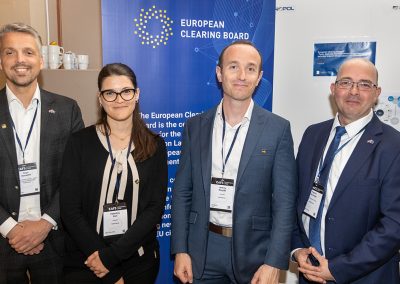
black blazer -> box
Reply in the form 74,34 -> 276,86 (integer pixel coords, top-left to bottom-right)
0,87 -> 84,254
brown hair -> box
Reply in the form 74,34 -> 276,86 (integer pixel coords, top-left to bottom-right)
97,63 -> 158,161
217,40 -> 263,72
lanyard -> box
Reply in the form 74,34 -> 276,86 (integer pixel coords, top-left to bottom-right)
10,101 -> 39,164
105,133 -> 132,202
221,108 -> 241,176
316,126 -> 366,181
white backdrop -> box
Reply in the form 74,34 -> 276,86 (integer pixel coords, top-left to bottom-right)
273,0 -> 400,282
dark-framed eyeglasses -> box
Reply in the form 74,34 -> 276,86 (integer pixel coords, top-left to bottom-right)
100,88 -> 136,102
335,79 -> 377,91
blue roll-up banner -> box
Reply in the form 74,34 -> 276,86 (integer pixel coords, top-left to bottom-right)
101,1 -> 276,282
313,42 -> 376,76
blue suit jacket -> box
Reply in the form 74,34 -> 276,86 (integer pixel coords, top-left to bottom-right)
292,114 -> 400,284
171,104 -> 297,283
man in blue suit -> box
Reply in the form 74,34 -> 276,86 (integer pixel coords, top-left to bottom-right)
171,40 -> 297,284
292,58 -> 400,283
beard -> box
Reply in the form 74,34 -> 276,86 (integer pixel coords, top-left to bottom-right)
6,63 -> 39,88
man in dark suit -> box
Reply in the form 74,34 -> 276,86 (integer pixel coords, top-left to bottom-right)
292,58 -> 400,283
0,23 -> 83,283
171,40 -> 297,284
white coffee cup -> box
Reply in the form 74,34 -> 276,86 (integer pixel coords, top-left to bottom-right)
48,45 -> 64,56
77,54 -> 89,70
48,53 -> 62,69
63,53 -> 74,70
41,46 -> 49,69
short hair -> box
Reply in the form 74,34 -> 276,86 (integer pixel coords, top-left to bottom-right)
217,40 -> 263,71
0,22 -> 42,50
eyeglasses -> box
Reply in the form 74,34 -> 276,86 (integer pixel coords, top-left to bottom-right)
100,88 -> 136,102
335,79 -> 377,91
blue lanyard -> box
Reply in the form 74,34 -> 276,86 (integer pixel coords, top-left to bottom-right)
221,108 -> 241,176
10,101 -> 39,164
105,133 -> 132,202
317,126 -> 366,181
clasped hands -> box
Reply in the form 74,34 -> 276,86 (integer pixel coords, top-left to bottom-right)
7,219 -> 52,255
84,251 -> 124,284
294,247 -> 335,284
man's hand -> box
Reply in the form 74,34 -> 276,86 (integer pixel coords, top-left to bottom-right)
297,247 -> 335,284
85,251 -> 109,278
251,264 -> 280,284
24,243 -> 45,255
174,253 -> 193,283
8,219 -> 52,253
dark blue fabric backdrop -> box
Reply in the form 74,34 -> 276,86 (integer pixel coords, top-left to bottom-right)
101,1 -> 276,282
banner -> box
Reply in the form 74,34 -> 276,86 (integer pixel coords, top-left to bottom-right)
101,1 -> 276,282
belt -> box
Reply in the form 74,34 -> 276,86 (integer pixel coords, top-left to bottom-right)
209,222 -> 232,237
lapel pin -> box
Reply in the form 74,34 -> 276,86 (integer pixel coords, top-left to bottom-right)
261,149 -> 267,154
48,109 -> 56,114
367,139 -> 374,144
1,124 -> 6,129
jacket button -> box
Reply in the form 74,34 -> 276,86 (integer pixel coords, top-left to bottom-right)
14,185 -> 19,190
11,212 -> 17,216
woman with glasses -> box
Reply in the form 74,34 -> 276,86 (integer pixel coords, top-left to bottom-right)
60,63 -> 167,284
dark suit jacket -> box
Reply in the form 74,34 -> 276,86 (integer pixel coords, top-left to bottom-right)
171,104 -> 297,283
292,114 -> 400,284
0,87 -> 84,254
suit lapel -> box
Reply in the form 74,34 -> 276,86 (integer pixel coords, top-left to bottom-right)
298,122 -> 333,214
328,115 -> 382,209
236,105 -> 265,185
200,107 -> 216,205
0,88 -> 19,181
39,90 -> 55,184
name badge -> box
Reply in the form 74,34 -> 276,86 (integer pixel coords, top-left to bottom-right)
210,177 -> 234,213
103,202 -> 128,237
303,182 -> 324,218
18,163 -> 40,196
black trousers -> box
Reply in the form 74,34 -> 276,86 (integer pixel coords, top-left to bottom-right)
0,238 -> 63,284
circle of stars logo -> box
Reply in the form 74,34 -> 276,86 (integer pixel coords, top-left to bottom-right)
133,5 -> 174,49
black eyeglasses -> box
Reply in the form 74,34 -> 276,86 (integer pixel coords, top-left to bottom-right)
100,88 -> 136,102
335,79 -> 377,91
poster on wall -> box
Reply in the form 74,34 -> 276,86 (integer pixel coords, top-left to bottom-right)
101,0 -> 276,283
313,41 -> 376,76
375,93 -> 400,132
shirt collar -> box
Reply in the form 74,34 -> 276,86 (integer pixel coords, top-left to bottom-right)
332,109 -> 373,138
216,99 -> 254,125
6,84 -> 40,109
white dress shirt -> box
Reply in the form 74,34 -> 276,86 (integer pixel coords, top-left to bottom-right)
302,110 -> 373,255
209,99 -> 253,227
0,84 -> 56,238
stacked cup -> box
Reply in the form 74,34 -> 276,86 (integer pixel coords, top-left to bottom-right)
77,54 -> 89,70
63,52 -> 75,70
48,45 -> 64,69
